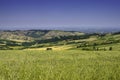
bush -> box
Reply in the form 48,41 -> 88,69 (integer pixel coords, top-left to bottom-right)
109,47 -> 112,51
46,48 -> 52,50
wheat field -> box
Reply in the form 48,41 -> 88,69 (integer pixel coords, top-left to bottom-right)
0,50 -> 120,80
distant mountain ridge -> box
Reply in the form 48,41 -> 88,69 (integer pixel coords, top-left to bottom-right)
0,30 -> 84,41
1,26 -> 120,33
51,27 -> 120,33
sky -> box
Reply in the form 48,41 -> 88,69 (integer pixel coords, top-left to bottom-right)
0,0 -> 120,30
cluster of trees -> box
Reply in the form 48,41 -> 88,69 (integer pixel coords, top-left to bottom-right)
112,32 -> 120,35
76,42 -> 113,51
77,46 -> 113,51
0,46 -> 13,50
36,35 -> 90,44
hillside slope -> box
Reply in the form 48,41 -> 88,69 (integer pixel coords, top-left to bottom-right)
0,30 -> 84,41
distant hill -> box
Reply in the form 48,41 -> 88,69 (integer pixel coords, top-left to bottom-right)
53,27 -> 120,33
0,30 -> 120,50
0,30 -> 84,41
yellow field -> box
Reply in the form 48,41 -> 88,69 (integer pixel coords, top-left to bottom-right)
26,45 -> 72,50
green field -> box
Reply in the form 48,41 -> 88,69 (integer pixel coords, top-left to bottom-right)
0,50 -> 120,80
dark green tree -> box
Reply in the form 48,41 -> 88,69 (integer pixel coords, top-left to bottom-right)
109,47 -> 112,51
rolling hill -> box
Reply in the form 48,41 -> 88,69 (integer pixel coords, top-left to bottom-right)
0,30 -> 120,50
0,30 -> 84,41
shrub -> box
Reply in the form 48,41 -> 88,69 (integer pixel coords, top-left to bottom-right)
46,48 -> 52,50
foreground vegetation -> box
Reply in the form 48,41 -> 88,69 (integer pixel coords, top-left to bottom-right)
0,50 -> 120,80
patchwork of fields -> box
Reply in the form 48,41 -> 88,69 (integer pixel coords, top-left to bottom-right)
0,50 -> 120,80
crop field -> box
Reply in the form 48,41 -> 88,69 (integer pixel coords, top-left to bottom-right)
0,50 -> 120,80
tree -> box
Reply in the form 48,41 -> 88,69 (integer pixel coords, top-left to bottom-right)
109,47 -> 112,51
96,47 -> 99,51
93,46 -> 96,51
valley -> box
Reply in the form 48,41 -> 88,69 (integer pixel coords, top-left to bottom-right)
0,30 -> 120,51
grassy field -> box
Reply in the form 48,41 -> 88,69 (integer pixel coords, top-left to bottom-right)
0,50 -> 120,80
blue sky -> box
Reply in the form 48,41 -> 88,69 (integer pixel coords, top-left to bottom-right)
0,0 -> 120,30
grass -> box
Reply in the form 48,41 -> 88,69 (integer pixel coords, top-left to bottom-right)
26,45 -> 72,50
0,50 -> 120,80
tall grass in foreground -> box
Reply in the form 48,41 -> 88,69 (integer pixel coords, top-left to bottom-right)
0,50 -> 120,80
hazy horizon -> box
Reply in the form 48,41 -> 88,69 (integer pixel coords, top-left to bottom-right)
0,0 -> 120,30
